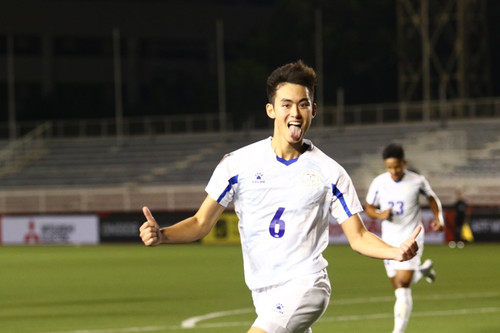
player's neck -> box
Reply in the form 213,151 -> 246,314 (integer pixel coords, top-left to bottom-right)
271,137 -> 306,161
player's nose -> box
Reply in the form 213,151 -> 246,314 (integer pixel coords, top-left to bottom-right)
290,104 -> 300,116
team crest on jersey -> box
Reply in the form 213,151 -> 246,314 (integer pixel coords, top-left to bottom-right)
252,172 -> 265,184
302,169 -> 320,187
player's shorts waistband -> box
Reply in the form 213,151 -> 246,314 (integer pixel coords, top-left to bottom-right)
252,268 -> 328,293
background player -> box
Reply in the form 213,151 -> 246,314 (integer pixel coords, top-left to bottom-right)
140,60 -> 422,333
365,143 -> 445,333
452,189 -> 469,247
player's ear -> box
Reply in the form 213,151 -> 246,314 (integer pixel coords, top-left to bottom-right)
312,103 -> 317,118
266,103 -> 276,119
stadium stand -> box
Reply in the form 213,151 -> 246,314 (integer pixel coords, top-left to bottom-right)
0,118 -> 499,213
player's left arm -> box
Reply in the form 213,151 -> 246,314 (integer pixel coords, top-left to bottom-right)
420,175 -> 445,232
427,194 -> 445,231
341,214 -> 421,262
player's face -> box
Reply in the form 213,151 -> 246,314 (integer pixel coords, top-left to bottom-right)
266,82 -> 316,145
384,157 -> 406,181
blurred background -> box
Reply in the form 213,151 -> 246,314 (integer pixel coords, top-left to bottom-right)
0,0 -> 499,245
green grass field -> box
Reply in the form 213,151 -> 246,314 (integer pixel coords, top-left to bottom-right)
1,243 -> 499,333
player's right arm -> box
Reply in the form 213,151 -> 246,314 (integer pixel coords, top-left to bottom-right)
139,195 -> 225,246
365,203 -> 392,221
365,178 -> 392,221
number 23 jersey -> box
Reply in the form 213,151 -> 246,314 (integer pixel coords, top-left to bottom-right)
365,170 -> 436,247
205,137 -> 363,290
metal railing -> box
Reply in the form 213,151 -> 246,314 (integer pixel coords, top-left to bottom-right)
0,121 -> 52,177
0,97 -> 499,139
0,97 -> 499,214
323,96 -> 500,127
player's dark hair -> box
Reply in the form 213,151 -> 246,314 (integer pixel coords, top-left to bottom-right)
383,143 -> 405,160
266,60 -> 316,104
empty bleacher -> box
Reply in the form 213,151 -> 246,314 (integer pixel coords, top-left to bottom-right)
0,131 -> 271,188
0,118 -> 499,213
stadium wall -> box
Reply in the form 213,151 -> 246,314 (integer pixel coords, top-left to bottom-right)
2,207 -> 499,245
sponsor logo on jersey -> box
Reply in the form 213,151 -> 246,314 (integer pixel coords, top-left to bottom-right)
274,303 -> 284,314
252,172 -> 265,184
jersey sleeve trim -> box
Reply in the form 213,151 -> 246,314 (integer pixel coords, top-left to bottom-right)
419,188 -> 429,198
216,174 -> 239,203
331,183 -> 353,217
369,190 -> 379,206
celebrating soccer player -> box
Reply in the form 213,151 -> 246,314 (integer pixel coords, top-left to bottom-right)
140,60 -> 422,333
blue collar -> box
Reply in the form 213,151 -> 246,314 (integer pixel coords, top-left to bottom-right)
276,155 -> 299,166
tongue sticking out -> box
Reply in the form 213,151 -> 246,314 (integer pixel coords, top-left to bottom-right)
289,125 -> 302,141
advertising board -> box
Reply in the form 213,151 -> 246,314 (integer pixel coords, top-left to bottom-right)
0,215 -> 99,245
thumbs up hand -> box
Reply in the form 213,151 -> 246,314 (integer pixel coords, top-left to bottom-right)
139,206 -> 163,246
395,225 -> 422,261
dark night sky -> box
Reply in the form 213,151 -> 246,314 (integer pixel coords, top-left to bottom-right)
0,0 -> 498,124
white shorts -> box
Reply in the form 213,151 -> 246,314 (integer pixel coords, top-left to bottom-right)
251,269 -> 331,333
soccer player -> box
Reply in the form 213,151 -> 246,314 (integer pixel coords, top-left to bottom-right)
140,60 -> 422,333
365,143 -> 445,333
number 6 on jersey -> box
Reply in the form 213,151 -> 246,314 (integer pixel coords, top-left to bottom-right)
269,207 -> 286,238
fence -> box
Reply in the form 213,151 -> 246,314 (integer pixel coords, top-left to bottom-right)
1,97 -> 499,139
0,121 -> 52,177
1,97 -> 500,214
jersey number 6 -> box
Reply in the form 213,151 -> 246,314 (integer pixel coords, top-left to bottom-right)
269,207 -> 286,238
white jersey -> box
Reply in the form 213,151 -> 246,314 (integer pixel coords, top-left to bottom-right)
365,170 -> 436,247
205,137 -> 363,290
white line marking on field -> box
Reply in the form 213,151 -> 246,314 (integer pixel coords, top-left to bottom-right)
331,291 -> 500,305
39,307 -> 500,332
180,308 -> 253,328
39,292 -> 500,333
40,326 -> 178,333
320,307 -> 500,323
